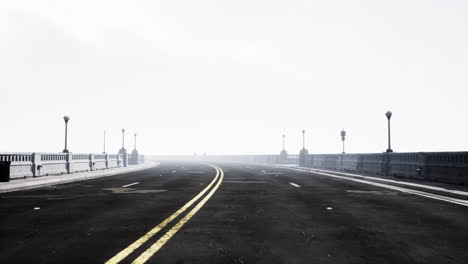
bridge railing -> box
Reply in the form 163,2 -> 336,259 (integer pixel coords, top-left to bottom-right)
302,152 -> 468,185
202,151 -> 468,185
0,152 -> 145,181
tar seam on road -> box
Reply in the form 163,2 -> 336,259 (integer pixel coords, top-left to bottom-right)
104,164 -> 223,264
122,182 -> 140,188
284,167 -> 468,207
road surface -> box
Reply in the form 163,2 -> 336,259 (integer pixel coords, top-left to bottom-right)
1,162 -> 467,263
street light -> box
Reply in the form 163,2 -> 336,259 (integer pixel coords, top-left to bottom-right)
340,129 -> 346,154
63,116 -> 70,153
103,130 -> 106,154
302,129 -> 306,150
134,133 -> 137,150
121,128 -> 126,150
282,134 -> 286,151
385,111 -> 393,152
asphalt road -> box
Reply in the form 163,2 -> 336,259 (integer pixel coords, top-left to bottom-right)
1,162 -> 468,264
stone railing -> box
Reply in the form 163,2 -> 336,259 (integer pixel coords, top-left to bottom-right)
0,152 -> 145,181
199,151 -> 468,185
300,152 -> 468,184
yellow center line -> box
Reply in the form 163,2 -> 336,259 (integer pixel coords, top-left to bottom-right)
105,165 -> 220,264
131,166 -> 224,264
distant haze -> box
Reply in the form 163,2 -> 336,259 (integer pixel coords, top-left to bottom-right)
1,1 -> 467,155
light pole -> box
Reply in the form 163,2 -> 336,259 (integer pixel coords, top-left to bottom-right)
134,133 -> 137,150
121,128 -> 125,150
282,134 -> 286,151
280,134 -> 288,159
103,130 -> 106,154
385,111 -> 393,152
302,129 -> 306,150
341,129 -> 346,154
299,129 -> 309,166
63,116 -> 70,153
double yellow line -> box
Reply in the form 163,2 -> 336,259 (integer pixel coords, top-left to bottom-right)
105,165 -> 224,264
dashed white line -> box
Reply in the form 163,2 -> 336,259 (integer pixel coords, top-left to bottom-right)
289,182 -> 301,188
122,182 -> 140,188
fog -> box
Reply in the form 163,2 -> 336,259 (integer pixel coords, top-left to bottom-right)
1,1 -> 467,155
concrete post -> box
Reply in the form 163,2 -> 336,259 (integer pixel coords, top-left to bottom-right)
66,152 -> 71,174
299,149 -> 309,166
383,153 -> 391,176
357,155 -> 363,173
417,153 -> 427,180
123,152 -> 128,167
89,154 -> 95,171
339,154 -> 344,171
105,154 -> 109,169
32,153 -> 42,177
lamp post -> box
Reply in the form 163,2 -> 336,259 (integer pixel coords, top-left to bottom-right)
282,134 -> 286,151
302,129 -> 306,150
103,130 -> 106,154
340,129 -> 346,154
299,129 -> 308,166
280,134 -> 288,160
121,129 -> 125,150
134,133 -> 137,150
385,111 -> 393,152
63,116 -> 70,153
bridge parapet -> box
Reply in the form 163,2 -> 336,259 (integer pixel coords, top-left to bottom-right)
304,152 -> 468,185
201,151 -> 468,185
0,152 -> 145,182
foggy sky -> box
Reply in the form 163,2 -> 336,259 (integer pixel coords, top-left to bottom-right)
1,1 -> 467,155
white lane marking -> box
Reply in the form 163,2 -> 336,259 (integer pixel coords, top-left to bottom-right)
122,182 -> 140,188
171,171 -> 177,173
289,182 -> 301,188
285,167 -> 468,207
260,170 -> 267,173
310,168 -> 468,197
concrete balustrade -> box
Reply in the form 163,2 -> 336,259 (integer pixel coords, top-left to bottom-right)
204,151 -> 468,185
0,152 -> 145,181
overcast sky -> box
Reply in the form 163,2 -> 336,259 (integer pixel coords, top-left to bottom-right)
1,0 -> 467,155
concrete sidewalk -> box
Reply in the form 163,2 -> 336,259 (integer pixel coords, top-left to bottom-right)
0,162 -> 159,193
